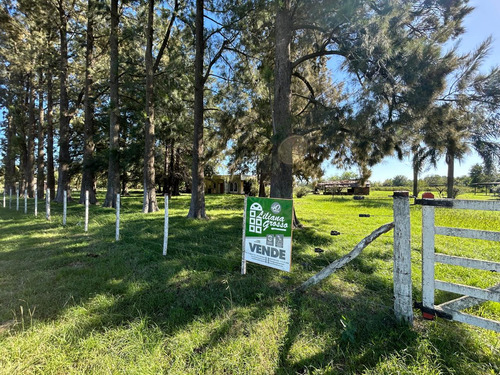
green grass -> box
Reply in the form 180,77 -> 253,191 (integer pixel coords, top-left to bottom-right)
0,191 -> 499,374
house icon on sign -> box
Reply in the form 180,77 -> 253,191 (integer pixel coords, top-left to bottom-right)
249,202 -> 263,234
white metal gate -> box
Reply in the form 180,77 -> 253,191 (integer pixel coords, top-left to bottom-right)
420,199 -> 500,332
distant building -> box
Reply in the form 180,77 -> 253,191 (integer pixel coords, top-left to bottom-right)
204,175 -> 253,194
316,179 -> 370,195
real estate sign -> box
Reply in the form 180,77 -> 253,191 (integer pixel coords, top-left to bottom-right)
242,197 -> 293,272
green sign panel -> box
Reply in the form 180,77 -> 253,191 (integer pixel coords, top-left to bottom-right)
242,197 -> 293,272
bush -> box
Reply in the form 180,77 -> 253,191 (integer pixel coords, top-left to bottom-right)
295,186 -> 309,198
246,177 -> 259,196
392,175 -> 410,187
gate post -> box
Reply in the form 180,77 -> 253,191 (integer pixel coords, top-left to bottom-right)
393,191 -> 413,324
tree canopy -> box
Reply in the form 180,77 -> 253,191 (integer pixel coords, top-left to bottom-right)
0,0 -> 499,212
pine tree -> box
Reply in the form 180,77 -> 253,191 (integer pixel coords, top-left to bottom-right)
103,0 -> 120,208
143,0 -> 178,213
80,0 -> 97,204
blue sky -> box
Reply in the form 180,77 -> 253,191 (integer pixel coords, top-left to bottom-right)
324,0 -> 500,182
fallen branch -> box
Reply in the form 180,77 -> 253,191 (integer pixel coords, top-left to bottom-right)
296,222 -> 395,292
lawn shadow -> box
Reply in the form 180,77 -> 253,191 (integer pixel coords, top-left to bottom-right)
0,194 -> 496,374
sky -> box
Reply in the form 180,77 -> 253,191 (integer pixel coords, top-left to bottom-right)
324,0 -> 500,182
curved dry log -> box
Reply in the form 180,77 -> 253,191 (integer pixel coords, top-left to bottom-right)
297,222 -> 395,292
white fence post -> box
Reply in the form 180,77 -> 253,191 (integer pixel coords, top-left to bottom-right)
34,189 -> 38,217
46,189 -> 50,221
84,190 -> 89,232
9,188 -> 12,209
24,189 -> 27,214
393,191 -> 413,324
163,195 -> 169,255
63,190 -> 67,226
16,187 -> 19,211
115,194 -> 120,241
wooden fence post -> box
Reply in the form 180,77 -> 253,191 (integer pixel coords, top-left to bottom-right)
393,191 -> 413,324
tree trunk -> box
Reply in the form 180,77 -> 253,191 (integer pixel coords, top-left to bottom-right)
412,164 -> 419,198
4,105 -> 16,194
80,0 -> 97,205
166,140 -> 175,197
19,75 -> 29,194
187,0 -> 206,219
162,142 -> 169,196
142,0 -> 177,211
121,173 -> 129,195
37,69 -> 45,199
172,147 -> 181,196
142,0 -> 159,212
258,168 -> 267,197
25,73 -> 36,198
55,0 -> 71,203
103,0 -> 120,208
270,1 -> 293,200
46,73 -> 55,200
446,149 -> 455,198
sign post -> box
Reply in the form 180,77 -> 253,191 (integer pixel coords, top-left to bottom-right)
242,197 -> 293,273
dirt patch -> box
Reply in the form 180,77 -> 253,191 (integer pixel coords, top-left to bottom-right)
69,261 -> 86,269
0,320 -> 15,334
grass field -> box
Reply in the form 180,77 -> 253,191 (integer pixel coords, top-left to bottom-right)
0,191 -> 499,374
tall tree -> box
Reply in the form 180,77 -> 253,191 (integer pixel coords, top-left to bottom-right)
187,0 -> 207,218
25,72 -> 36,197
3,98 -> 16,194
80,0 -> 97,204
270,0 -> 292,199
187,0 -> 242,218
143,0 -> 178,213
36,68 -> 45,198
46,72 -> 56,200
55,0 -> 71,203
424,38 -> 500,198
268,0 -> 472,200
103,0 -> 120,207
